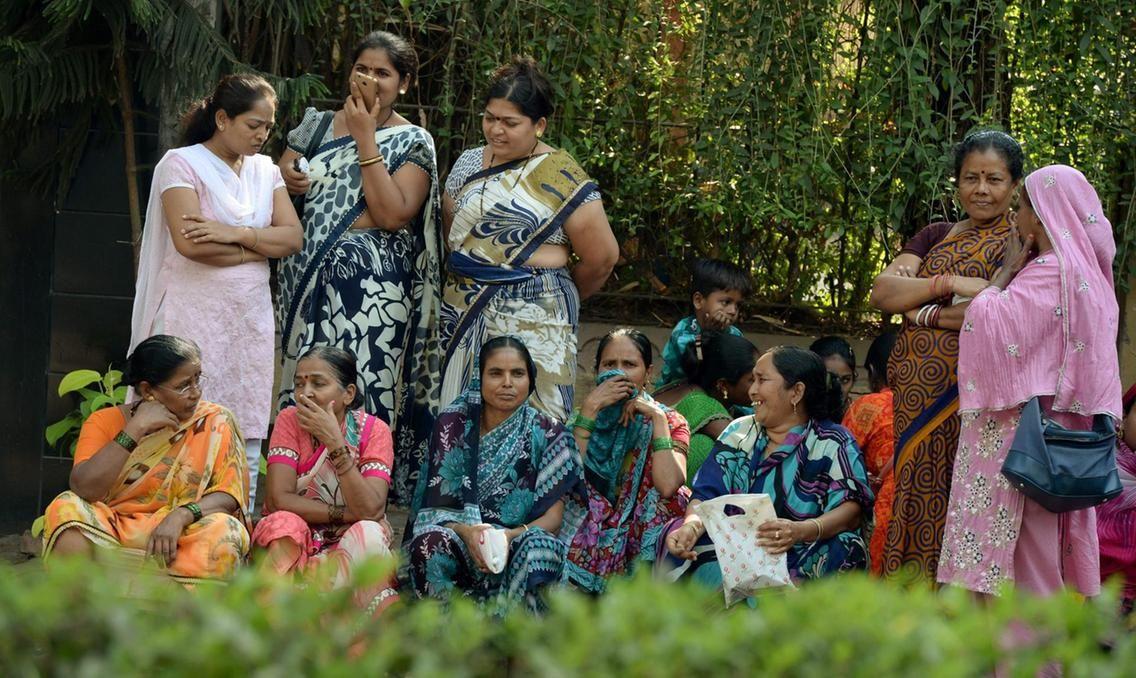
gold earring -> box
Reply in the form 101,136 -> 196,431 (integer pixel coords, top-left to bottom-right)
219,124 -> 225,131
145,395 -> 155,402
537,130 -> 544,138
399,89 -> 406,94
792,400 -> 798,414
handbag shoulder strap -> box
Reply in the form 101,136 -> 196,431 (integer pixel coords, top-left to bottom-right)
304,110 -> 334,159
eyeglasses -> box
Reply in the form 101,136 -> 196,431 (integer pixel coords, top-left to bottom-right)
157,374 -> 207,397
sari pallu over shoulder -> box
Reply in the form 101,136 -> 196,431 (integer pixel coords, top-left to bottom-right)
42,401 -> 250,583
275,122 -> 443,505
439,150 -> 598,422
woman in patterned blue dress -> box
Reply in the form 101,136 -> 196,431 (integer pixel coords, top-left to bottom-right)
661,346 -> 874,586
276,31 -> 442,503
406,336 -> 583,613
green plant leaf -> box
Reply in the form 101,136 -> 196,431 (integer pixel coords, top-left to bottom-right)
45,413 -> 81,445
102,369 -> 122,392
113,386 -> 128,404
57,370 -> 101,396
88,394 -> 114,412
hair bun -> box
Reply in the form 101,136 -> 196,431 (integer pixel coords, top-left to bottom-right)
493,55 -> 539,81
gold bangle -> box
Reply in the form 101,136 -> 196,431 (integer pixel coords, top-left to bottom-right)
359,154 -> 383,167
809,518 -> 823,541
238,244 -> 246,265
246,226 -> 259,249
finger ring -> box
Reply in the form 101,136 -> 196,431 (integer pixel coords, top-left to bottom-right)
775,530 -> 782,539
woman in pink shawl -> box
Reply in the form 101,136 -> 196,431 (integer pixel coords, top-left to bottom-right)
938,164 -> 1121,597
1098,383 -> 1136,611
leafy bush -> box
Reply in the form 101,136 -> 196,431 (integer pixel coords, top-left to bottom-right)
1,559 -> 1132,676
44,367 -> 127,457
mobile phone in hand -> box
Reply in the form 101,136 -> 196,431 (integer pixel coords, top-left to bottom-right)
351,71 -> 379,110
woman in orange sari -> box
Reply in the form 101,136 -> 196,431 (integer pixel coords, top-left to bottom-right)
869,130 -> 1024,581
842,331 -> 897,575
42,335 -> 249,583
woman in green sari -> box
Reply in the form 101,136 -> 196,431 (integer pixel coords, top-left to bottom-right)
654,332 -> 759,483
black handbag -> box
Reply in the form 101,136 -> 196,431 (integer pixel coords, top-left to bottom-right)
1001,397 -> 1122,513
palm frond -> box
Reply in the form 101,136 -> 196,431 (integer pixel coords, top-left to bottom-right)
0,45 -> 112,120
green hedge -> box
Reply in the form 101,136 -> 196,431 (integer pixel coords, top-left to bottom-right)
1,559 -> 1133,676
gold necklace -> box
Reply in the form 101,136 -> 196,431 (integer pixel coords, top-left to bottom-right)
480,141 -> 540,216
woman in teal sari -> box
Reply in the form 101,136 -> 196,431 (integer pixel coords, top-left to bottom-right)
276,32 -> 442,503
662,346 -> 873,587
562,329 -> 690,593
406,336 -> 583,614
439,56 -> 618,422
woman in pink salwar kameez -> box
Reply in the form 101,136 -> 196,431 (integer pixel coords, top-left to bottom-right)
938,164 -> 1121,597
130,75 -> 302,507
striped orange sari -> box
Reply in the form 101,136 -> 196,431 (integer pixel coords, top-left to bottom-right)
882,214 -> 1010,580
42,401 -> 250,583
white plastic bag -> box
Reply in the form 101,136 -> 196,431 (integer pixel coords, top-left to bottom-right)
476,526 -> 509,574
693,493 -> 794,605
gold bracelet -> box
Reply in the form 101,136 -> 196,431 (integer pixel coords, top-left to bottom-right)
809,518 -> 823,541
246,226 -> 259,249
359,154 -> 383,167
238,244 -> 246,265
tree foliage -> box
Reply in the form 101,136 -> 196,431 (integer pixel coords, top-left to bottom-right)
2,0 -> 1133,317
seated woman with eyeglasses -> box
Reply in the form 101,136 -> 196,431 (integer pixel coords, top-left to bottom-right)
41,335 -> 250,583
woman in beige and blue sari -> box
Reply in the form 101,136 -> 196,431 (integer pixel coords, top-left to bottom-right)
276,31 -> 442,504
439,56 -> 619,425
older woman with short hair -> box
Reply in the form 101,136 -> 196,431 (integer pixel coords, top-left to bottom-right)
43,336 -> 249,582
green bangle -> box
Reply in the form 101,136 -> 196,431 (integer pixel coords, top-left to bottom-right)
651,436 -> 675,452
181,502 -> 202,522
574,415 -> 597,433
114,429 -> 138,452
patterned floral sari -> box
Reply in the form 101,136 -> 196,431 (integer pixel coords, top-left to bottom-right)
406,364 -> 583,614
883,214 -> 1010,579
42,402 -> 250,583
440,149 -> 598,422
561,370 -> 691,593
276,113 -> 442,504
658,417 -> 873,586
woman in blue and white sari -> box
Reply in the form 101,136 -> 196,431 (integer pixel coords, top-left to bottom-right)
276,31 -> 442,503
439,57 -> 618,423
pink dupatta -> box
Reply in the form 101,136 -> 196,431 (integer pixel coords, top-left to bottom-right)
958,164 -> 1121,422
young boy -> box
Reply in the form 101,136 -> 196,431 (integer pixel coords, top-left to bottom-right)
656,258 -> 753,389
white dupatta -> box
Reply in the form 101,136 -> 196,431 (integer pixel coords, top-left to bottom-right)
129,144 -> 278,352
